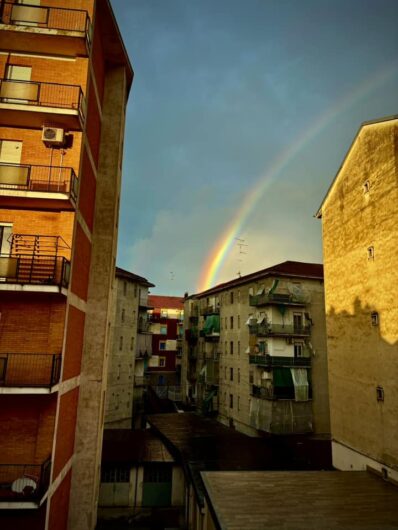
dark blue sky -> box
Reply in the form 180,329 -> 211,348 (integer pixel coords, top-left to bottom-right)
111,0 -> 398,295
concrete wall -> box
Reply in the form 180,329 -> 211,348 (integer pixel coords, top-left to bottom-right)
104,276 -> 140,428
320,119 -> 398,475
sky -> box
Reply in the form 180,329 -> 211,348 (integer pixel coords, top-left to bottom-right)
111,0 -> 398,296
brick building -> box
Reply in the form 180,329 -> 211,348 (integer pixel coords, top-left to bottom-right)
147,296 -> 184,390
0,1 -> 132,529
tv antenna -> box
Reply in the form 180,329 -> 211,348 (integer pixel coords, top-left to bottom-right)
234,238 -> 248,277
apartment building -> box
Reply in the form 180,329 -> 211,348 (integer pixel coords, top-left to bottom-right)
0,2 -> 132,529
105,268 -> 154,429
147,296 -> 184,394
316,116 -> 398,482
182,261 -> 330,437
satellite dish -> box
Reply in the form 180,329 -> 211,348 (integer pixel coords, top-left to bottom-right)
11,477 -> 37,494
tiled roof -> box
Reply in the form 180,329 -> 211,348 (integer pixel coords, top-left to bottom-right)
190,261 -> 323,298
202,470 -> 398,530
148,295 -> 184,310
115,266 -> 154,287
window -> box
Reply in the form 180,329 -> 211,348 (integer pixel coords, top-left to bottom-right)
229,394 -> 233,408
161,309 -> 168,318
294,343 -> 303,357
238,315 -> 240,329
376,386 -> 384,402
238,368 -> 240,383
225,317 -> 227,330
238,396 -> 240,411
159,341 -> 166,351
237,290 -> 240,303
230,341 -> 234,355
134,283 -> 137,297
159,357 -> 166,367
238,341 -> 240,355
101,466 -> 130,483
119,336 -> 123,350
160,325 -> 167,335
249,371 -> 254,384
123,282 -> 127,296
230,316 -> 234,329
230,292 -> 234,304
363,180 -> 370,194
225,341 -> 228,354
293,313 -> 303,330
224,366 -> 227,379
121,308 -> 125,323
144,464 -> 172,483
371,312 -> 379,326
230,367 -> 233,381
130,336 -> 134,351
367,246 -> 374,260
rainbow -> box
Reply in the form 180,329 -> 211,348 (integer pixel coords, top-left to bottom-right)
197,61 -> 398,292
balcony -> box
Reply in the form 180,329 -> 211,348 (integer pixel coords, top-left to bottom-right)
250,393 -> 313,434
138,320 -> 151,333
249,355 -> 311,368
134,375 -> 150,387
0,3 -> 91,56
200,305 -> 220,316
0,458 -> 51,507
199,330 -> 220,342
0,79 -> 85,130
0,353 -> 61,394
0,254 -> 70,293
249,323 -> 311,337
0,163 -> 78,210
249,292 -> 306,307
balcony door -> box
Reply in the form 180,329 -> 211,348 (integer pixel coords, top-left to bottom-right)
0,140 -> 26,188
3,65 -> 34,104
293,313 -> 303,332
0,224 -> 14,281
15,0 -> 42,27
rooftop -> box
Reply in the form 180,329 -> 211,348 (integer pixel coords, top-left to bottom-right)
189,261 -> 324,298
102,429 -> 174,464
202,470 -> 398,530
148,295 -> 185,310
115,266 -> 154,287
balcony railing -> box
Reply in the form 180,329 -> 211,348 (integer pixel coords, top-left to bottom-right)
0,254 -> 70,288
249,355 -> 311,368
249,292 -> 306,307
249,323 -> 311,337
200,305 -> 220,316
134,375 -> 150,386
0,353 -> 61,388
0,458 -> 51,502
0,163 -> 78,201
0,2 -> 91,35
0,78 -> 85,119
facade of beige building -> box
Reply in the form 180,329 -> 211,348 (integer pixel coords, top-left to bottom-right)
105,268 -> 154,429
182,261 -> 330,437
317,116 -> 398,482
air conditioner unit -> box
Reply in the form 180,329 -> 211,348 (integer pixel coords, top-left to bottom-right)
42,127 -> 65,147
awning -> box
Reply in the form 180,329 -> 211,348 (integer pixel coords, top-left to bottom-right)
290,368 -> 309,401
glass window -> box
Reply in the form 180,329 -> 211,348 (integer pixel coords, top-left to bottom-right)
159,341 -> 166,350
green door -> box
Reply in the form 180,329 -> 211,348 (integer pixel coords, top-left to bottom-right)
142,464 -> 172,507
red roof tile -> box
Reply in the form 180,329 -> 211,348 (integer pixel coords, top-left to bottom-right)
148,295 -> 184,310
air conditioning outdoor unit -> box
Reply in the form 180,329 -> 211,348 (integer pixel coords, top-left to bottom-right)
42,127 -> 65,147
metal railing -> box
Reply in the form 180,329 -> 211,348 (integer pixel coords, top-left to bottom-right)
0,254 -> 70,287
134,375 -> 150,386
251,384 -> 296,400
0,78 -> 85,120
249,323 -> 311,337
0,163 -> 78,201
0,458 -> 51,502
200,305 -> 220,316
9,233 -> 70,256
0,2 -> 91,36
0,353 -> 61,387
249,292 -> 306,307
249,355 -> 311,368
